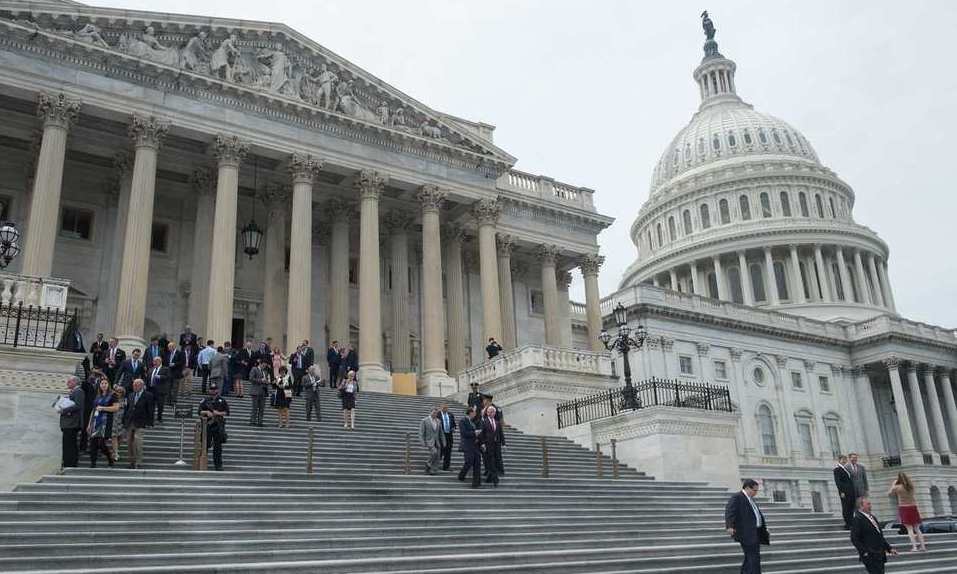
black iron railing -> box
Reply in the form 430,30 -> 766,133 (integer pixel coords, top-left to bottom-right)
881,456 -> 902,468
556,378 -> 733,429
0,302 -> 79,350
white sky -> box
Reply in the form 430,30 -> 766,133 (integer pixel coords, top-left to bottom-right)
95,0 -> 957,328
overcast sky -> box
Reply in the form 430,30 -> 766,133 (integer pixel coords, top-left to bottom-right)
97,0 -> 957,328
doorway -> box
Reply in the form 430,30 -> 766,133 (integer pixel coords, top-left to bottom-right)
231,318 -> 245,348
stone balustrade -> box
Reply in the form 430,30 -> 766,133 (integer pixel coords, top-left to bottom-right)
498,169 -> 596,211
457,343 -> 613,392
846,315 -> 957,345
0,273 -> 70,311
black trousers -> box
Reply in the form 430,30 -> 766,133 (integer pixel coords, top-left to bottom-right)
739,543 -> 761,574
206,425 -> 224,470
292,369 -> 304,396
482,444 -> 500,484
304,394 -> 320,421
458,449 -> 481,487
441,432 -> 453,470
61,428 -> 79,468
840,493 -> 855,527
89,437 -> 113,467
862,555 -> 886,574
154,392 -> 167,422
200,365 -> 210,393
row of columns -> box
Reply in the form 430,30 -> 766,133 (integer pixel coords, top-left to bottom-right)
651,243 -> 896,311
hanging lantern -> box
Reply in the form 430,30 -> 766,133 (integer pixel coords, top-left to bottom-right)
0,220 -> 21,270
240,219 -> 263,259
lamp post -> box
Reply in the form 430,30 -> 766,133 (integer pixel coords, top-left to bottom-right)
0,219 -> 22,269
599,302 -> 648,410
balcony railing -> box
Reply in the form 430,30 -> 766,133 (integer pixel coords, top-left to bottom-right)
456,344 -> 613,391
0,301 -> 80,350
556,378 -> 733,429
497,169 -> 596,211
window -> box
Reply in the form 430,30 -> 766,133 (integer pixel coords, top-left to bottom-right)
739,195 -> 751,220
713,360 -> 728,380
815,194 -> 825,218
684,142 -> 692,164
728,132 -> 737,148
757,405 -> 777,455
679,355 -> 694,375
780,192 -> 792,217
150,223 -> 169,253
700,204 -> 711,229
758,128 -> 768,145
529,289 -> 545,314
707,272 -> 718,299
656,223 -> 663,247
697,137 -> 705,155
818,375 -> 831,393
791,371 -> 803,389
799,192 -> 809,217
772,128 -> 782,145
349,258 -> 359,285
774,261 -> 790,300
797,420 -> 814,455
760,192 -> 772,218
826,426 -> 842,458
750,263 -> 766,302
682,210 -> 693,235
743,129 -> 753,145
772,490 -> 788,503
712,134 -> 721,151
719,199 -> 731,224
59,207 -> 93,240
752,367 -> 766,386
785,131 -> 794,147
728,267 -> 743,304
828,197 -> 837,218
647,231 -> 653,250
672,149 -> 679,166
832,262 -> 845,300
668,216 -> 677,241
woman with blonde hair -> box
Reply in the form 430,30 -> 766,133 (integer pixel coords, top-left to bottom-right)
888,472 -> 927,552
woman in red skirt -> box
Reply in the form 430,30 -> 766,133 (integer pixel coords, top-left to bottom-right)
888,472 -> 927,552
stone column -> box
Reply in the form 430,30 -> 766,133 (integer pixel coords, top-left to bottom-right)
96,153 -> 133,336
113,115 -> 169,350
690,261 -> 704,296
789,245 -> 806,304
923,366 -> 952,459
904,363 -> 936,460
713,255 -> 728,301
866,254 -> 886,308
852,367 -> 886,456
764,247 -> 780,305
384,211 -> 413,373
205,135 -> 249,345
803,255 -> 820,301
538,244 -> 561,346
21,93 -> 81,277
285,154 -> 321,351
853,250 -> 873,306
187,167 -> 214,337
355,170 -> 390,391
737,251 -> 754,305
939,369 -> 957,450
260,184 -> 289,344
877,258 -> 897,312
580,253 -> 605,352
326,198 -> 353,346
835,247 -> 853,302
496,234 -> 517,349
443,227 -> 467,376
669,269 -> 679,292
814,245 -> 832,302
885,358 -> 920,462
472,199 -> 502,344
557,270 -> 573,347
418,185 -> 453,395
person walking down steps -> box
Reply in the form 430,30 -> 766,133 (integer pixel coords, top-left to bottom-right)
338,369 -> 358,430
272,366 -> 293,429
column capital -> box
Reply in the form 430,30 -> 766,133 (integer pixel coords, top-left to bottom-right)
774,354 -> 788,369
537,244 -> 560,265
383,210 -> 415,234
213,134 -> 249,168
36,92 -> 80,130
442,225 -> 468,245
883,357 -> 902,370
288,152 -> 323,184
496,233 -> 515,257
189,166 -> 214,196
556,269 -> 572,289
325,197 -> 355,222
354,169 -> 387,200
903,362 -> 918,374
509,259 -> 526,281
258,183 -> 290,216
416,184 -> 447,213
579,252 -> 605,278
128,114 -> 169,149
471,197 -> 501,226
696,342 -> 710,356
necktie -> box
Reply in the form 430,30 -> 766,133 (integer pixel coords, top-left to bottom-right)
152,368 -> 159,384
132,360 -> 137,371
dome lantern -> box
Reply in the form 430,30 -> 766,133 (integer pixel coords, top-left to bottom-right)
694,12 -> 740,109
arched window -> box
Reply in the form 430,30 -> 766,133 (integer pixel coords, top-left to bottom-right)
828,197 -> 837,218
772,128 -> 782,145
697,137 -> 705,155
700,204 -> 711,229
799,192 -> 810,217
728,267 -> 744,304
780,192 -> 792,217
707,272 -> 719,299
784,131 -> 794,147
743,129 -> 753,145
758,128 -> 768,145
739,195 -> 752,221
815,194 -> 825,218
719,199 -> 731,224
760,192 -> 773,218
728,132 -> 737,148
668,216 -> 677,241
774,261 -> 790,300
750,263 -> 767,302
712,134 -> 721,151
682,210 -> 693,235
672,149 -> 679,166
684,142 -> 692,164
757,405 -> 777,456
656,223 -> 663,247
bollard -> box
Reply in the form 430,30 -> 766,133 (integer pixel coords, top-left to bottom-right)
404,432 -> 412,475
190,420 -> 202,470
596,442 -> 604,479
611,438 -> 619,479
541,436 -> 550,478
306,427 -> 315,476
192,420 -> 208,471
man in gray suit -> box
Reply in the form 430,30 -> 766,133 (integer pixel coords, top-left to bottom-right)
208,347 -> 228,391
59,376 -> 84,468
302,365 -> 322,422
848,452 -> 869,504
419,407 -> 446,475
248,359 -> 268,427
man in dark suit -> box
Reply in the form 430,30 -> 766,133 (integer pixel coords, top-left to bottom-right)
143,337 -> 163,368
117,348 -> 146,391
851,496 -> 897,573
725,478 -> 769,574
466,383 -> 482,415
848,452 -> 869,504
236,340 -> 255,382
103,337 -> 125,385
327,341 -> 341,386
146,356 -> 171,423
178,325 -> 199,353
90,334 -> 109,369
164,342 -> 185,406
439,403 -> 456,471
292,340 -> 314,396
833,454 -> 856,530
58,376 -> 84,468
480,405 -> 504,486
457,406 -> 482,488
125,378 -> 154,469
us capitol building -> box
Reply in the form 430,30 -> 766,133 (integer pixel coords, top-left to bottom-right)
0,0 -> 954,515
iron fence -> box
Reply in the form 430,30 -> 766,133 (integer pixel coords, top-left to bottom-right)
0,301 -> 80,350
557,377 -> 733,429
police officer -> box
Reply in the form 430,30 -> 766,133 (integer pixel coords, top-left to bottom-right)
466,383 -> 482,415
198,383 -> 230,471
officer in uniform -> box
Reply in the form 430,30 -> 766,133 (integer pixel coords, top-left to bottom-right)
466,383 -> 483,415
198,383 -> 230,471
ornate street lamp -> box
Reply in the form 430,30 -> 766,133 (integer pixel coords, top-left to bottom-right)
240,157 -> 264,259
599,302 -> 648,410
0,218 -> 22,270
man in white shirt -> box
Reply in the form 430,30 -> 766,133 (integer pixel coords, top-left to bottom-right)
197,339 -> 217,393
851,497 -> 897,573
725,479 -> 769,574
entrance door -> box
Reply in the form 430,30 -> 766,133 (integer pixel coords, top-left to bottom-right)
231,318 -> 245,348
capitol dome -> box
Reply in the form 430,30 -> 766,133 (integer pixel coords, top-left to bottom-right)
620,20 -> 896,323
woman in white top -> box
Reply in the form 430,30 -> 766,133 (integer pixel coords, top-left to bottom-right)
338,370 -> 358,430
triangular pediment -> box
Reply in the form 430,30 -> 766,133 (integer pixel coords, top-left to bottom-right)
0,1 -> 516,169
